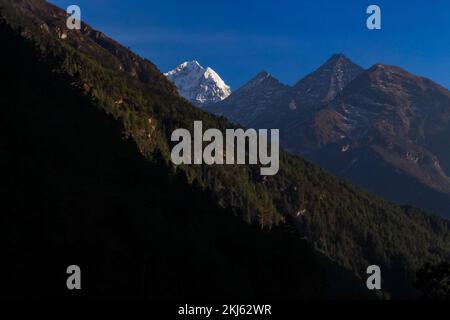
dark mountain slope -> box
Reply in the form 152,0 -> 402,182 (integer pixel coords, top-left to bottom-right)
205,54 -> 364,152
204,71 -> 289,127
207,52 -> 450,219
297,64 -> 450,218
0,16 -> 339,299
12,0 -> 175,94
1,0 -> 450,298
291,53 -> 364,110
206,54 -> 363,124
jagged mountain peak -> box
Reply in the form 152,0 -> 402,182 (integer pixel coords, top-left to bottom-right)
367,63 -> 412,75
291,54 -> 364,108
203,70 -> 288,126
239,71 -> 285,91
347,63 -> 450,98
254,70 -> 272,80
164,60 -> 231,106
165,60 -> 203,75
324,53 -> 354,66
300,53 -> 363,83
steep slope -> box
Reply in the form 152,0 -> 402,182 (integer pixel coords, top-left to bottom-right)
206,52 -> 450,218
205,54 -> 363,136
0,9 -> 339,299
8,0 -> 175,94
204,71 -> 289,127
164,60 -> 231,106
291,53 -> 364,110
296,64 -> 450,218
2,0 -> 450,299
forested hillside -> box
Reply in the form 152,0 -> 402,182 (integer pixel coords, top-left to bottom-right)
1,0 -> 449,299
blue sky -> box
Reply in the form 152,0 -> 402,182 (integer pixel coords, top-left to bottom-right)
51,0 -> 449,89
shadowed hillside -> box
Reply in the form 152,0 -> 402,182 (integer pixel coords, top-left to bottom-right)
1,0 -> 449,299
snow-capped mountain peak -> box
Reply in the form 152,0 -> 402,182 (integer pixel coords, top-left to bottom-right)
165,60 -> 202,76
164,61 -> 231,106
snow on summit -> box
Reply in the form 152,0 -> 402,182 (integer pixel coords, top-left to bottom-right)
164,61 -> 231,106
